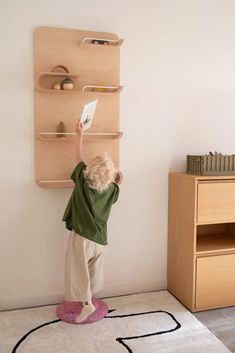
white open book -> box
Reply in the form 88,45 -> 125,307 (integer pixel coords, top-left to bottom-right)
80,100 -> 98,130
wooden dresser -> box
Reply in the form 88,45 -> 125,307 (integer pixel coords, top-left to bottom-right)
168,172 -> 235,312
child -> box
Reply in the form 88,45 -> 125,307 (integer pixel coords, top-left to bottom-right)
62,121 -> 122,323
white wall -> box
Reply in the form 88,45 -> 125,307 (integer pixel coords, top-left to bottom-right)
1,0 -> 235,309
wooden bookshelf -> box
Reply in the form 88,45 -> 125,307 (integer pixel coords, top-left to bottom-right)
34,26 -> 123,187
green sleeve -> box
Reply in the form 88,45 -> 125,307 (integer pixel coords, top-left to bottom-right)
112,183 -> 120,204
70,161 -> 86,183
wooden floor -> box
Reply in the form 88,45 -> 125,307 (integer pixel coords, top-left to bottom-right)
194,306 -> 235,353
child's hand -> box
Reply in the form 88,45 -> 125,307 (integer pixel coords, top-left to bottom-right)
75,121 -> 85,134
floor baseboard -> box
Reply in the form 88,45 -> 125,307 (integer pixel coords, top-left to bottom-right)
0,282 -> 165,311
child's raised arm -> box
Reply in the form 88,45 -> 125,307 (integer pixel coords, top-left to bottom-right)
75,121 -> 85,163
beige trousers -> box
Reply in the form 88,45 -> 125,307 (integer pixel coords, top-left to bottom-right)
64,231 -> 105,303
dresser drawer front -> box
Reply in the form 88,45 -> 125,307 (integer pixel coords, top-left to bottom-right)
196,254 -> 235,310
197,181 -> 235,223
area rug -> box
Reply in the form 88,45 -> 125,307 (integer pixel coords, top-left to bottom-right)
0,291 -> 231,353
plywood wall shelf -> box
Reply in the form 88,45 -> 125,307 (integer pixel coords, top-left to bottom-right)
36,87 -> 79,93
36,132 -> 123,140
37,71 -> 79,91
36,133 -> 75,141
81,37 -> 124,46
39,72 -> 79,79
84,132 -> 123,139
36,85 -> 123,94
37,180 -> 74,189
34,27 -> 122,188
82,85 -> 123,93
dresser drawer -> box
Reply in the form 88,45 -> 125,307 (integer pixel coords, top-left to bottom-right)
197,181 -> 235,223
196,254 -> 235,310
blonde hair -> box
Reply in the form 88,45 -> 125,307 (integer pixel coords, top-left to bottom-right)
83,154 -> 116,192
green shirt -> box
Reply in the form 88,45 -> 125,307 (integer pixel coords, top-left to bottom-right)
62,161 -> 119,245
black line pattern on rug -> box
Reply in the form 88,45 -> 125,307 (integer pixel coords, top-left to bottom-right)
11,319 -> 61,353
10,311 -> 115,352
10,311 -> 116,352
105,310 -> 181,353
11,309 -> 181,353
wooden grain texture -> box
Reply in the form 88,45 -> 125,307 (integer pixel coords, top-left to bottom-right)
172,172 -> 235,181
168,239 -> 195,310
168,173 -> 197,224
168,172 -> 235,312
197,233 -> 235,254
34,26 -> 122,187
196,254 -> 235,310
197,181 -> 235,223
168,215 -> 195,252
168,173 -> 197,310
196,223 -> 235,254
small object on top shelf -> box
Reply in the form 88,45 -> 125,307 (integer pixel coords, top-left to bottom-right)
56,121 -> 66,138
82,37 -> 124,46
62,78 -> 74,90
51,65 -> 69,73
91,39 -> 109,45
209,151 -> 222,156
52,81 -> 61,90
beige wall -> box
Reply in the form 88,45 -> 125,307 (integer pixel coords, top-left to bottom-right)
1,0 -> 235,309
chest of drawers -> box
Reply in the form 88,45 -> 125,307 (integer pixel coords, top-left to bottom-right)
168,173 -> 235,311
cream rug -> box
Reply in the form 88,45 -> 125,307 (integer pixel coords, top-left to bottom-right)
0,291 -> 231,353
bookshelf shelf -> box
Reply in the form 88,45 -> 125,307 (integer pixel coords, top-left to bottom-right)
196,233 -> 235,254
37,180 -> 74,189
82,85 -> 123,93
36,132 -> 123,140
81,37 -> 124,46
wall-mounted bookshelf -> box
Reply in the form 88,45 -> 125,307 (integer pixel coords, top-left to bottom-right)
34,26 -> 123,188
